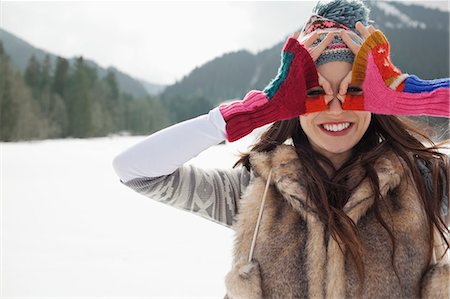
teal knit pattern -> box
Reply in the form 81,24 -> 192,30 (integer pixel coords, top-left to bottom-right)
313,0 -> 370,30
263,52 -> 294,100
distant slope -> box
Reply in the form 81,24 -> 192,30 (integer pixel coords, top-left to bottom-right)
139,80 -> 166,96
158,0 -> 448,136
0,28 -> 159,98
160,1 -> 449,105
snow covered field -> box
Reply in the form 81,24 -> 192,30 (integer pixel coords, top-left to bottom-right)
2,130 -> 448,298
1,133 -> 258,298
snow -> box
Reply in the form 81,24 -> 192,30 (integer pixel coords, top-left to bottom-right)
2,130 -> 448,297
1,132 -> 259,298
376,2 -> 427,29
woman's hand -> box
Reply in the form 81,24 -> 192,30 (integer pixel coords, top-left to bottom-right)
340,22 -> 405,90
299,30 -> 345,108
335,22 -> 449,117
299,30 -> 338,62
335,22 -> 405,112
338,22 -> 374,55
219,31 -> 337,142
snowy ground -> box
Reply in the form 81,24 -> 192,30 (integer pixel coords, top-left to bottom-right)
2,129 -> 448,298
1,132 -> 258,298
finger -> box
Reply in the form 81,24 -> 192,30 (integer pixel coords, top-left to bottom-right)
339,31 -> 360,55
301,31 -> 319,47
355,21 -> 370,38
292,31 -> 300,40
343,30 -> 364,44
310,32 -> 335,61
318,73 -> 333,96
336,93 -> 346,104
368,25 -> 376,34
339,71 -> 352,96
299,30 -> 306,40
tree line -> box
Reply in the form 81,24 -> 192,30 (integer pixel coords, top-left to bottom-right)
0,41 -> 173,142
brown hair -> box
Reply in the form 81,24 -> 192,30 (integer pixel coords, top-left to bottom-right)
234,115 -> 449,286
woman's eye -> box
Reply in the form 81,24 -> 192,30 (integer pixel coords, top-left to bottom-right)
307,89 -> 326,97
347,86 -> 363,95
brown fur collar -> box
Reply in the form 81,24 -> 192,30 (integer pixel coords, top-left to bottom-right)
225,144 -> 448,299
249,144 -> 403,221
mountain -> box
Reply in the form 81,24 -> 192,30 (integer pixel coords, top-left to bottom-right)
161,1 -> 449,105
0,1 -> 447,133
158,1 -> 449,134
0,29 -> 166,98
139,80 -> 166,96
369,0 -> 449,30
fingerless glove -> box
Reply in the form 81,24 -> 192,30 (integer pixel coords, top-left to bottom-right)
346,30 -> 449,117
219,37 -> 323,142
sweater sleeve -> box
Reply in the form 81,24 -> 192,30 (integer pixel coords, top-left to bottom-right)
112,107 -> 228,182
120,165 -> 250,228
112,107 -> 250,228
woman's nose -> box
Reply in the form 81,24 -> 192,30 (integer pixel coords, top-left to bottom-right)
326,97 -> 344,115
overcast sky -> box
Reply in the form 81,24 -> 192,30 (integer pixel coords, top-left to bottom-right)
1,1 -> 449,85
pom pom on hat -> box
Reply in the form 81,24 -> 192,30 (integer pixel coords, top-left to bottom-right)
312,0 -> 371,30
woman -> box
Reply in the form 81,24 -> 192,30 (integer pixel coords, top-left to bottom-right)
113,0 -> 449,297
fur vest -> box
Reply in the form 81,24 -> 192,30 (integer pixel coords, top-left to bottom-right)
224,145 -> 449,299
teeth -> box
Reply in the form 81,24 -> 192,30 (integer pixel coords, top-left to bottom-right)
322,122 -> 351,132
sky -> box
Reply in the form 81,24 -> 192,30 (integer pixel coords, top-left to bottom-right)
1,0 -> 449,86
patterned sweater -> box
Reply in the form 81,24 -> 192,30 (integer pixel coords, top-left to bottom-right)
120,165 -> 250,229
113,108 -> 250,228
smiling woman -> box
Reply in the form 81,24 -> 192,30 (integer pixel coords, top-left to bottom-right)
112,0 -> 450,298
300,60 -> 372,168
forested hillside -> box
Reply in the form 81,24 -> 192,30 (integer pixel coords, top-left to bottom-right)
0,42 -> 168,141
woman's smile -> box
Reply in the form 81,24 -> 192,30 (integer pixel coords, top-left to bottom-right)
318,121 -> 354,136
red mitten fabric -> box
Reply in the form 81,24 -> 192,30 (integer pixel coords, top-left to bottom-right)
219,37 -> 321,142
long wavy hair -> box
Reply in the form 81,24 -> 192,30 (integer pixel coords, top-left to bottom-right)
234,114 -> 449,285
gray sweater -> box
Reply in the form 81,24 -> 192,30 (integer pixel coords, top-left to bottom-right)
120,165 -> 250,229
113,107 -> 252,229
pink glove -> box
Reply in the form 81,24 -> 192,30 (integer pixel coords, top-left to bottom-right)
219,36 -> 323,142
345,30 -> 449,117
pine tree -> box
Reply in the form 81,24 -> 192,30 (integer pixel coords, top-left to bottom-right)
0,42 -> 48,141
24,55 -> 41,98
0,42 -> 19,141
106,70 -> 119,101
52,56 -> 69,98
66,56 -> 94,137
39,55 -> 52,117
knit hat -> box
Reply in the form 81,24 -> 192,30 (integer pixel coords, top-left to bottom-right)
301,0 -> 372,66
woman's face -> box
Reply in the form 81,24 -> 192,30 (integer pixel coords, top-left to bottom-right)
299,61 -> 371,168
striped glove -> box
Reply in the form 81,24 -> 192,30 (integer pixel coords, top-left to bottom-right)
344,30 -> 449,117
219,36 -> 325,142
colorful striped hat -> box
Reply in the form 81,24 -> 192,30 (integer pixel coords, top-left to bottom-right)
301,0 -> 373,66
